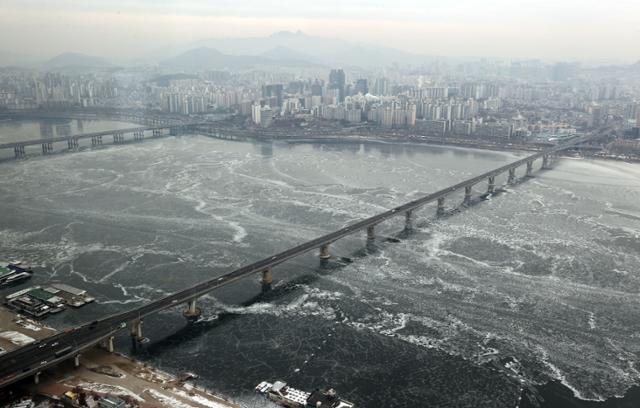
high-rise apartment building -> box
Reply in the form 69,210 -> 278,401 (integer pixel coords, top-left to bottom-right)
329,69 -> 346,102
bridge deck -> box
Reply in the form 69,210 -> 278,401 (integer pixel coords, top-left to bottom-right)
0,122 -> 211,149
0,126 -> 170,149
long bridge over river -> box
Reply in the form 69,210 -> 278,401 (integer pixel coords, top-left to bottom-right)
0,128 -> 610,388
0,123 -> 211,158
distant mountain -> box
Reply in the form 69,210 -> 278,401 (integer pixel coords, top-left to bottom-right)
191,30 -> 437,68
159,47 -> 318,71
43,52 -> 111,69
259,46 -> 317,63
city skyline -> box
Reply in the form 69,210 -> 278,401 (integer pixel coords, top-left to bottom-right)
0,0 -> 639,63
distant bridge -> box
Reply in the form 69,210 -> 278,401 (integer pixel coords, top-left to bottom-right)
0,123 -> 214,158
0,128 -> 610,389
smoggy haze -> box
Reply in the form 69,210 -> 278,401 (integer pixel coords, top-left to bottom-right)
0,0 -> 639,63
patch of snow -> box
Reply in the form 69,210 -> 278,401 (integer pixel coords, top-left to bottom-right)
74,382 -> 144,402
146,389 -> 196,408
14,319 -> 43,332
0,331 -> 35,346
173,389 -> 232,408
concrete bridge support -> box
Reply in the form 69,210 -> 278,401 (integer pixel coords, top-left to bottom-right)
41,142 -> 53,154
487,176 -> 495,193
16,145 -> 26,158
74,354 -> 81,368
319,243 -> 331,259
130,320 -> 145,345
464,186 -> 473,205
437,197 -> 446,216
261,268 -> 273,291
34,372 -> 40,385
508,168 -> 516,184
103,336 -> 115,353
526,161 -> 533,177
405,210 -> 414,231
67,138 -> 79,150
183,298 -> 201,321
367,225 -> 376,241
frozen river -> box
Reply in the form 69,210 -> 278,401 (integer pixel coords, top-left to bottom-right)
0,127 -> 639,407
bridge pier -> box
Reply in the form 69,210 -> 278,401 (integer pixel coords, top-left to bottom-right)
464,186 -> 473,205
74,354 -> 81,368
67,138 -> 79,150
542,154 -> 553,169
103,335 -> 115,353
525,161 -> 533,177
508,168 -> 516,184
319,243 -> 331,260
41,142 -> 53,154
261,268 -> 273,292
487,176 -> 495,193
130,320 -> 146,346
437,197 -> 446,216
366,225 -> 376,241
405,210 -> 413,231
183,298 -> 202,321
34,372 -> 40,385
17,145 -> 26,158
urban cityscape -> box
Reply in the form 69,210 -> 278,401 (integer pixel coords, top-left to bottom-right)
0,1 -> 639,408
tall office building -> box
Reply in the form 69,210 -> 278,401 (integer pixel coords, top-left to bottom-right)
354,79 -> 369,95
374,78 -> 389,96
311,79 -> 323,96
260,106 -> 273,127
251,103 -> 261,125
262,84 -> 284,108
329,69 -> 346,102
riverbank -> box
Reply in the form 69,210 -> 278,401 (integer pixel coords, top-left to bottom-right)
0,307 -> 241,408
282,135 -> 640,163
523,381 -> 640,408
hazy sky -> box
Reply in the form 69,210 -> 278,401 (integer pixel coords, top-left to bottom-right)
0,0 -> 638,62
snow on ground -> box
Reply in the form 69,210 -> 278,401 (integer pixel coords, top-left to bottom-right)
173,388 -> 233,408
0,331 -> 35,345
145,389 -> 197,408
74,382 -> 145,402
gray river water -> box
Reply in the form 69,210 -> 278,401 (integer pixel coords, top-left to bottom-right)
0,121 -> 639,407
